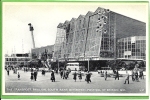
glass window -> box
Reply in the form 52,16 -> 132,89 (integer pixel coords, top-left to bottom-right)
132,49 -> 135,52
136,44 -> 140,48
128,55 -> 131,58
128,45 -> 131,48
141,53 -> 145,56
136,40 -> 140,43
136,49 -> 140,52
132,53 -> 135,56
132,43 -> 135,48
136,52 -> 140,56
9,58 -> 11,61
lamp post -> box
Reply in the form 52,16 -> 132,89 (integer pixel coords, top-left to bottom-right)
56,56 -> 59,71
88,59 -> 89,71
87,57 -> 92,71
57,59 -> 59,73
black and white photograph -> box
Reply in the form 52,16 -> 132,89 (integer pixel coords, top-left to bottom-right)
2,2 -> 149,95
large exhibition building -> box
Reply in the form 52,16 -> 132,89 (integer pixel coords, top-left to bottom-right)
53,7 -> 146,70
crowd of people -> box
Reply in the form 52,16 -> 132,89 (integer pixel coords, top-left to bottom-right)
99,68 -> 144,84
6,66 -> 145,84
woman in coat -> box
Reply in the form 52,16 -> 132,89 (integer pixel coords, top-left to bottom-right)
30,72 -> 34,81
135,71 -> 139,81
115,70 -> 119,80
86,71 -> 91,83
73,71 -> 77,82
66,70 -> 70,79
60,70 -> 63,78
33,70 -> 37,81
104,70 -> 107,80
63,69 -> 67,79
78,71 -> 82,82
132,70 -> 135,81
51,71 -> 55,82
7,68 -> 9,76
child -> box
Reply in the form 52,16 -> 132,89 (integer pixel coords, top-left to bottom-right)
18,72 -> 20,80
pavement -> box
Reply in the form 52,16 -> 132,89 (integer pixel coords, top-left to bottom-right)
5,70 -> 146,93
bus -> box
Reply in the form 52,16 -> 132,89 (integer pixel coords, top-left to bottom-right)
66,62 -> 79,71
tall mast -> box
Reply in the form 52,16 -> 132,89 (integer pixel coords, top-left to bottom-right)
28,23 -> 35,49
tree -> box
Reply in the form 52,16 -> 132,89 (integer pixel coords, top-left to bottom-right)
138,61 -> 145,68
128,62 -> 135,70
32,53 -> 37,59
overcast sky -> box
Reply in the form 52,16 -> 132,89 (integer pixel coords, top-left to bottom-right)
3,2 -> 148,55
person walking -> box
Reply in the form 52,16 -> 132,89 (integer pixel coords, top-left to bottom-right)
31,68 -> 33,72
7,68 -> 9,76
13,68 -> 16,74
30,71 -> 34,81
63,69 -> 67,79
18,72 -> 20,80
24,67 -> 25,72
55,68 -> 58,74
60,69 -> 63,78
26,67 -> 28,72
34,70 -> 37,81
86,71 -> 91,83
124,70 -> 129,84
73,71 -> 77,82
139,69 -> 144,79
51,71 -> 55,82
115,69 -> 119,80
104,70 -> 107,80
66,70 -> 70,79
132,70 -> 135,81
78,71 -> 82,82
141,70 -> 144,79
62,69 -> 66,79
135,71 -> 139,81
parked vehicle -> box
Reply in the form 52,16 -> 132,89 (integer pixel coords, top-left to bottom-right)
66,62 -> 79,71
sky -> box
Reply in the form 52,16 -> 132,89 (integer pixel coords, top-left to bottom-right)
2,2 -> 148,55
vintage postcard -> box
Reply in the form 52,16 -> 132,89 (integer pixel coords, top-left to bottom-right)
2,1 -> 149,96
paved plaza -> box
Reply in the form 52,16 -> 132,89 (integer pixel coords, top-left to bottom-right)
5,70 -> 146,93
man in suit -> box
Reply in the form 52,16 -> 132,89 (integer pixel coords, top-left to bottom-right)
115,69 -> 119,80
34,70 -> 37,81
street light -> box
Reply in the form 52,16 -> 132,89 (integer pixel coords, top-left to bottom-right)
88,59 -> 89,71
88,57 -> 92,71
57,59 -> 59,72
